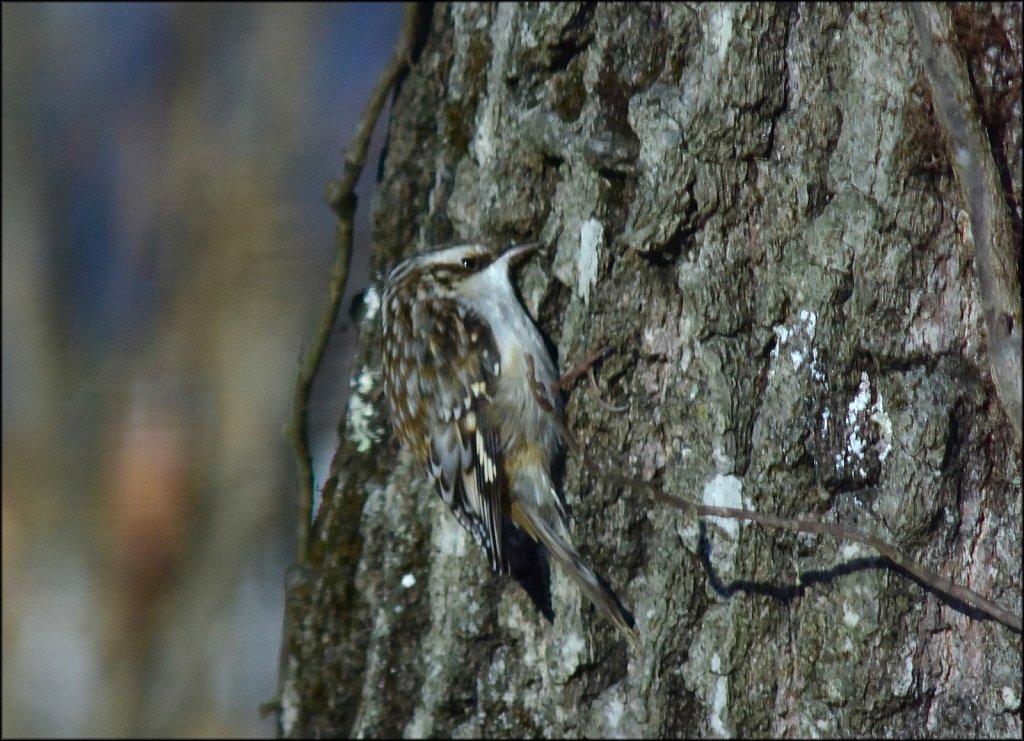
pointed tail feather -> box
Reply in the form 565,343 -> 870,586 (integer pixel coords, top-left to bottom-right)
511,501 -> 641,652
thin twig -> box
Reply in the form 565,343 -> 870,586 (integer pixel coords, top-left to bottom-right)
910,3 -> 1022,441
526,354 -> 1023,633
275,6 -> 422,731
289,3 -> 421,563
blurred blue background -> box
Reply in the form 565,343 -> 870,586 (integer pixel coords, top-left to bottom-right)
2,3 -> 404,735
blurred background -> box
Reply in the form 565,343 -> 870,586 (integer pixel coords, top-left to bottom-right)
2,3 -> 404,736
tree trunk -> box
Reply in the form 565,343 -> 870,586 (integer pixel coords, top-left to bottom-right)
281,3 -> 1022,736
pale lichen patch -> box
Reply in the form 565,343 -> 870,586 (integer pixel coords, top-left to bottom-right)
703,473 -> 744,540
577,217 -> 602,306
347,367 -> 383,453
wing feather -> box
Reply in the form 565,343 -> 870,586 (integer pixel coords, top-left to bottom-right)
413,302 -> 507,573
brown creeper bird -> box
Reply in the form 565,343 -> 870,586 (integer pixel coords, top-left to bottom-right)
381,241 -> 640,651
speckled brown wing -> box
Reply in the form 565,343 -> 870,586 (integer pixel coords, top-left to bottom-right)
382,293 -> 508,573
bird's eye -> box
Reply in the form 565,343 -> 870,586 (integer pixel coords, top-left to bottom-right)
461,256 -> 478,271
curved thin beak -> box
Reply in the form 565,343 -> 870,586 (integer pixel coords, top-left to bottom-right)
500,241 -> 543,264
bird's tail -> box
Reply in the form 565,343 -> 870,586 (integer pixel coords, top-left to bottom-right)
511,500 -> 641,652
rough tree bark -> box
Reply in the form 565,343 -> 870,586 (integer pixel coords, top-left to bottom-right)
280,3 -> 1022,737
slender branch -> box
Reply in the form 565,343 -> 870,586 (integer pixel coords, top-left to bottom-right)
526,355 -> 1023,633
275,6 -> 423,732
289,3 -> 421,563
910,3 -> 1023,441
